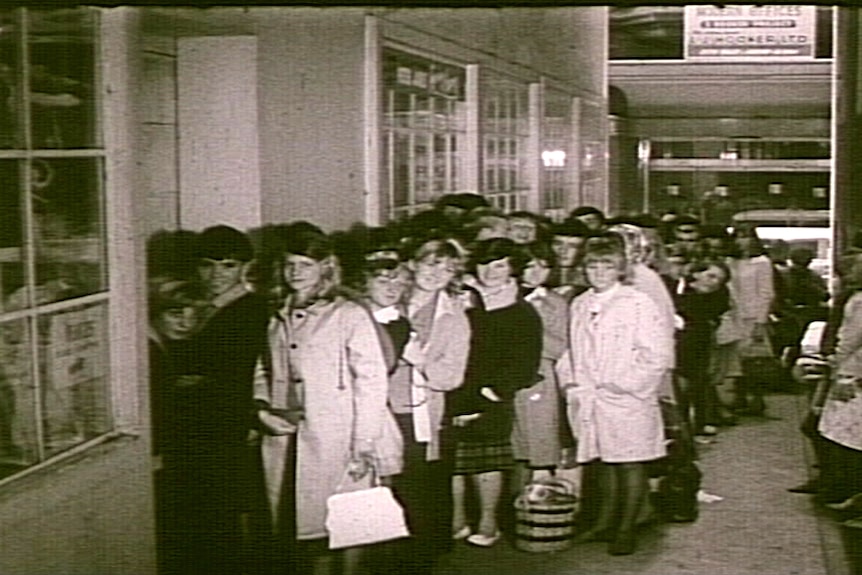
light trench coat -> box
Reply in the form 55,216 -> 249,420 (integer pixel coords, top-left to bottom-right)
820,291 -> 862,451
253,295 -> 397,540
557,284 -> 674,464
407,290 -> 471,461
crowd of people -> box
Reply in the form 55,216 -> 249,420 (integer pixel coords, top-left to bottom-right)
146,192 -> 839,575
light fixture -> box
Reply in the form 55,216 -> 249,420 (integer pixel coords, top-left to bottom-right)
715,185 -> 729,197
768,183 -> 783,195
666,184 -> 680,196
812,186 -> 827,199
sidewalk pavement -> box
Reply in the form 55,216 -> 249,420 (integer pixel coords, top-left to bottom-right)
434,391 -> 852,575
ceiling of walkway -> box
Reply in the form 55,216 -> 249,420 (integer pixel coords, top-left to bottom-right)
610,61 -> 833,119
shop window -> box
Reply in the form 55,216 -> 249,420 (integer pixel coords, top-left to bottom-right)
541,89 -> 573,217
383,48 -> 467,219
481,71 -> 530,212
0,8 -> 110,482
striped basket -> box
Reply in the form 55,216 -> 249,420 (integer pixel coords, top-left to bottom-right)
513,477 -> 578,553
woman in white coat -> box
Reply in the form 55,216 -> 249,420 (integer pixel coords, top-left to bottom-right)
557,237 -> 674,556
253,230 -> 398,575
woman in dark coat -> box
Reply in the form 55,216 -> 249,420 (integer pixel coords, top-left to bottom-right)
448,238 -> 542,547
175,225 -> 270,575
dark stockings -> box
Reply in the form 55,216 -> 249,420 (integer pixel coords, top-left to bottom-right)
579,461 -> 647,554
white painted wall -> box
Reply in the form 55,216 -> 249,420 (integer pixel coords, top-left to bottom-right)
177,36 -> 262,232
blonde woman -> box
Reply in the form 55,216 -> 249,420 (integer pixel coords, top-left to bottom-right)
558,237 -> 674,555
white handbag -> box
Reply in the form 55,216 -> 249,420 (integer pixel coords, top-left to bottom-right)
325,468 -> 410,550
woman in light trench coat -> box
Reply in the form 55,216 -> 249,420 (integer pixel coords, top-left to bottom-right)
252,230 -> 401,575
557,237 -> 674,556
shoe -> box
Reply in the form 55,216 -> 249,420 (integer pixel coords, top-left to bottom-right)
608,531 -> 636,556
700,425 -> 719,436
787,480 -> 821,494
826,493 -> 862,512
466,531 -> 501,547
574,528 -> 613,543
694,435 -> 716,445
452,526 -> 472,540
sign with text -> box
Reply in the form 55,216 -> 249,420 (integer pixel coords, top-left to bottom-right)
684,5 -> 816,61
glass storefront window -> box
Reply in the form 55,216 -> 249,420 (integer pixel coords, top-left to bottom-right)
383,48 -> 467,218
481,72 -> 530,212
0,8 -> 109,483
541,90 -> 573,216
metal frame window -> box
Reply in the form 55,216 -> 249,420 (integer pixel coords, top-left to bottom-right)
382,48 -> 467,219
0,7 -> 112,482
481,71 -> 531,213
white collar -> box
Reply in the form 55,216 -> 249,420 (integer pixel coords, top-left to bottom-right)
373,305 -> 401,324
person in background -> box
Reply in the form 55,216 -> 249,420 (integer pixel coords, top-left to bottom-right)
548,219 -> 592,302
511,241 -> 569,488
674,261 -> 732,438
253,230 -> 399,575
568,205 -> 606,232
558,237 -> 673,556
147,278 -> 209,575
174,224 -> 270,575
727,232 -> 776,416
779,247 -> 830,363
506,211 -> 549,246
449,238 -> 542,548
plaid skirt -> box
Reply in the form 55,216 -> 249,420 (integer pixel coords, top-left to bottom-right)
452,439 -> 514,475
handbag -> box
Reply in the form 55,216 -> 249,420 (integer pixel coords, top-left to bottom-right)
325,467 -> 410,550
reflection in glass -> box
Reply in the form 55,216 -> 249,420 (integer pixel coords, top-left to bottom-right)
0,11 -> 22,149
0,161 -> 25,312
0,319 -> 38,477
33,158 -> 106,304
28,8 -> 97,149
38,302 -> 111,457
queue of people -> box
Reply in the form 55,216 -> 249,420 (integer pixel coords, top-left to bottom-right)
145,193 -> 832,574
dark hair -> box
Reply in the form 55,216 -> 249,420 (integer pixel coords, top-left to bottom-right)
569,205 -> 605,220
518,240 -> 556,269
551,219 -> 591,239
470,237 -> 526,276
434,192 -> 490,213
686,259 -> 731,285
148,279 -> 208,319
196,225 -> 254,262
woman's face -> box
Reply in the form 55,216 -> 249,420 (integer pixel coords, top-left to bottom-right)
156,306 -> 198,340
552,235 -> 584,267
521,258 -> 551,289
476,257 -> 513,289
585,260 -> 621,292
283,253 -> 324,295
365,267 -> 408,309
198,258 -> 244,298
508,218 -> 537,245
690,264 -> 728,294
412,254 -> 457,293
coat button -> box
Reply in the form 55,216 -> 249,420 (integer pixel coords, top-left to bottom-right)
289,343 -> 298,349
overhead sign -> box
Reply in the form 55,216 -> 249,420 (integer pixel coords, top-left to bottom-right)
684,5 -> 816,61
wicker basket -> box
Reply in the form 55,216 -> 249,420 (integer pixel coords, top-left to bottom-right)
513,477 -> 577,553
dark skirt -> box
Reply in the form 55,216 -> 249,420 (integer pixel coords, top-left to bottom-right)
452,439 -> 514,475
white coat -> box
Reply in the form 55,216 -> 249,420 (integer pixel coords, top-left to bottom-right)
253,295 -> 396,540
557,284 -> 673,463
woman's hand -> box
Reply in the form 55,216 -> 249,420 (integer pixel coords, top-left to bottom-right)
348,451 -> 376,481
453,413 -> 482,427
257,410 -> 297,435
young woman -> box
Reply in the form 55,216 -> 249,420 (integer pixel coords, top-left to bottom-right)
253,230 -> 398,575
675,261 -> 732,436
511,241 -> 570,485
557,237 -> 674,556
381,236 -> 471,574
448,237 -> 542,548
147,278 -> 209,575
